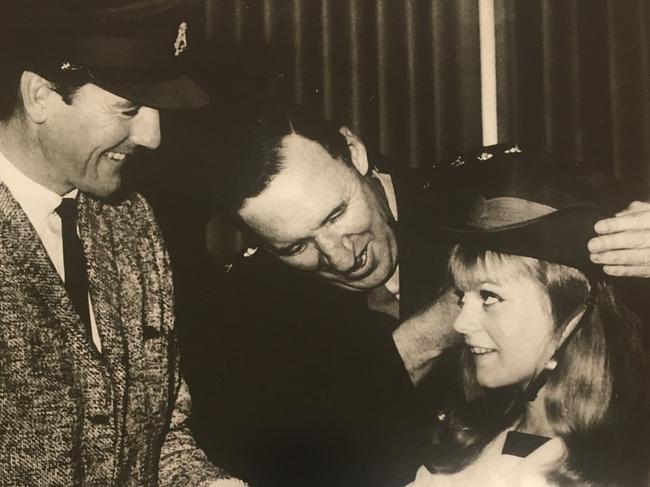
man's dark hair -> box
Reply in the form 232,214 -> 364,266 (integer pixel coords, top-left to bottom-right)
0,7 -> 95,121
218,102 -> 352,214
0,57 -> 23,121
0,51 -> 90,121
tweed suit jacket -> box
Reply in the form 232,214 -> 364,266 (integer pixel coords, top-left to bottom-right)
0,184 -> 234,486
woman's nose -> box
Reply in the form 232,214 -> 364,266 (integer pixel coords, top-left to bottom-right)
452,303 -> 482,335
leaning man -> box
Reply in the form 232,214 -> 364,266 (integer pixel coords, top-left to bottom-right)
0,3 -> 245,486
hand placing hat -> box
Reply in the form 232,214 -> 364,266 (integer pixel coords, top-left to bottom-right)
590,201 -> 650,278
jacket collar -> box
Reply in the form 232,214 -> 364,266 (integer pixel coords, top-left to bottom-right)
0,183 -> 89,341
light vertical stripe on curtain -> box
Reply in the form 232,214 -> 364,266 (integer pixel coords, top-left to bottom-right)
204,0 -> 483,169
479,0 -> 498,146
321,0 -> 333,120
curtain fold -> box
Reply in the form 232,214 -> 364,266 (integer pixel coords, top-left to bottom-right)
204,1 -> 648,185
204,0 -> 483,169
199,1 -> 648,264
498,0 -> 650,193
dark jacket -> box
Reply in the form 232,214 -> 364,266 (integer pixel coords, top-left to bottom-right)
187,142 -> 650,487
187,147 -> 485,487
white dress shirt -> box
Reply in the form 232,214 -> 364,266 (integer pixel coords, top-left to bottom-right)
0,149 -> 101,350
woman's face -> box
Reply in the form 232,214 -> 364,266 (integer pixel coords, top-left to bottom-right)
452,275 -> 556,389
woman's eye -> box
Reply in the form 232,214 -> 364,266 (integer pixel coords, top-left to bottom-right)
480,290 -> 502,306
453,289 -> 465,305
122,107 -> 141,117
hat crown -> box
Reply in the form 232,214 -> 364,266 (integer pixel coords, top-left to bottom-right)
467,196 -> 556,229
435,146 -> 626,274
2,0 -> 208,109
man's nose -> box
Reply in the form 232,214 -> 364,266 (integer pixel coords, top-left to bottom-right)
317,232 -> 356,273
130,107 -> 161,149
452,304 -> 481,336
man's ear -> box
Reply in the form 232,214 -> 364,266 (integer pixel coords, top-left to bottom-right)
19,71 -> 57,124
339,126 -> 369,176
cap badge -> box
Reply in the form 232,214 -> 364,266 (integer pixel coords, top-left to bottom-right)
174,21 -> 188,56
243,247 -> 258,258
60,62 -> 82,72
504,145 -> 522,154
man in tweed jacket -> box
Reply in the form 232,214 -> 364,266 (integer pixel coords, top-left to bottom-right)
0,2 -> 246,486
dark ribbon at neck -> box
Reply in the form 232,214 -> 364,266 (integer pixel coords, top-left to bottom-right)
502,431 -> 552,458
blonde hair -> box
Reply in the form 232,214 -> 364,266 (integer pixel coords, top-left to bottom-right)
426,244 -> 649,485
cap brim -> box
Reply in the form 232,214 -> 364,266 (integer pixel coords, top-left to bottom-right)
98,74 -> 209,110
435,206 -> 609,272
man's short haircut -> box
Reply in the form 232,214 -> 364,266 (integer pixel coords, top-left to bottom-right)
0,50 -> 91,121
219,102 -> 352,214
0,56 -> 23,120
0,8 -> 94,121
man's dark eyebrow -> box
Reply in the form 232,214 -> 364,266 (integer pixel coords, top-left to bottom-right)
273,203 -> 348,254
318,202 -> 347,228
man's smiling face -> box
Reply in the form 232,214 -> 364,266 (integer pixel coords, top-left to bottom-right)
239,133 -> 398,292
40,83 -> 161,197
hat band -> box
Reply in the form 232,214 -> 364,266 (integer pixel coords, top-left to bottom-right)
50,35 -> 179,72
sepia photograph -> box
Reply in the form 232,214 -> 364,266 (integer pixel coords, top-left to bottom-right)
0,1 -> 649,486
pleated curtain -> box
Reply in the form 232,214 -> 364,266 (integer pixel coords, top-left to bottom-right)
497,0 -> 650,193
196,0 -> 649,265
205,0 -> 648,189
205,0 -> 483,169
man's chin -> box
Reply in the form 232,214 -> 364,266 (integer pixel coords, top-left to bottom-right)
78,177 -> 126,201
326,269 -> 392,292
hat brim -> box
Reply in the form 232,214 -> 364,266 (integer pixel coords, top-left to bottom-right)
97,74 -> 209,110
435,206 -> 609,273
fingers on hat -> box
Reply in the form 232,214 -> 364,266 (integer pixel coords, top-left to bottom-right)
590,246 -> 650,266
603,264 -> 650,278
589,230 -> 650,255
594,210 -> 650,235
616,200 -> 650,217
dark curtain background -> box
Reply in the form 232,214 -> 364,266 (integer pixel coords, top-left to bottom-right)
135,1 -> 650,306
497,0 -> 650,194
125,5 -> 650,481
174,0 -> 650,272
204,0 -> 483,168
199,0 -> 649,199
134,0 -> 649,383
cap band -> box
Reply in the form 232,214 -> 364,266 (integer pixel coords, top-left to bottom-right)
50,35 -> 179,73
13,4 -> 209,110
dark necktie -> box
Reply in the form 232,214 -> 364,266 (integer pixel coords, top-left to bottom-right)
55,198 -> 91,332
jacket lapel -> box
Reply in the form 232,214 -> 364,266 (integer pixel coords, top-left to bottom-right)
78,193 -> 123,357
0,183 -> 90,340
78,194 -> 129,445
394,165 -> 483,319
393,169 -> 449,319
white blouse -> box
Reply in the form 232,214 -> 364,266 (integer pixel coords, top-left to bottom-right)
406,430 -> 566,487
